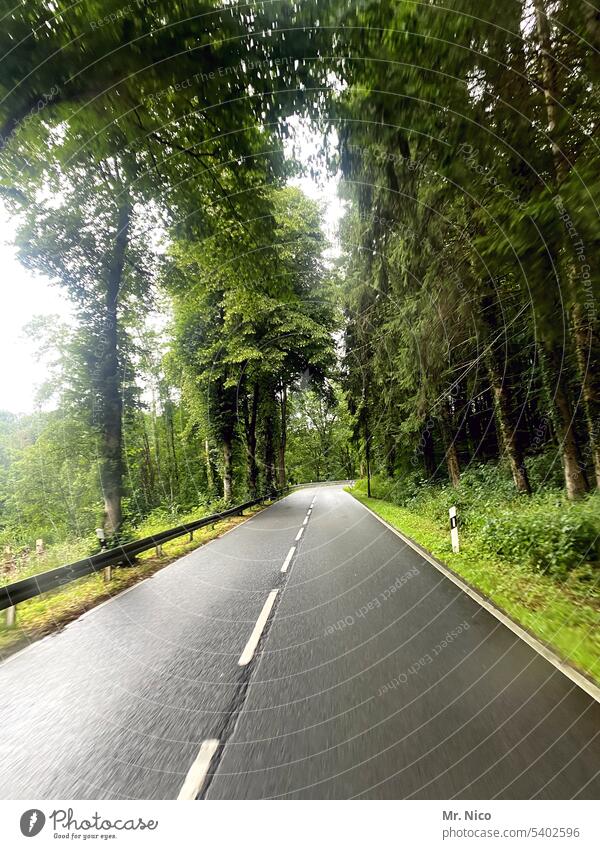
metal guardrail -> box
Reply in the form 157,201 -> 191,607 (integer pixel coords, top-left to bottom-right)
0,480 -> 353,622
0,494 -> 279,617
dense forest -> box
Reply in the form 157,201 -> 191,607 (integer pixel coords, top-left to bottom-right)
0,0 -> 598,570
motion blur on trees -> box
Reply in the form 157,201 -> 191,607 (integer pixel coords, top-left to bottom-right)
0,1 -> 598,584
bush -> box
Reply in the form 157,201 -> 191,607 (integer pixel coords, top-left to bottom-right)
479,493 -> 600,579
352,462 -> 600,581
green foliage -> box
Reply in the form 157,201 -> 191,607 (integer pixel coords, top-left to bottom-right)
481,495 -> 600,580
354,461 -> 600,579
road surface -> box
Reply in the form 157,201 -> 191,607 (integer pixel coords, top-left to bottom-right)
0,485 -> 598,799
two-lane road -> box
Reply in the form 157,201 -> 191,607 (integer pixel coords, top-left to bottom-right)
0,485 -> 598,799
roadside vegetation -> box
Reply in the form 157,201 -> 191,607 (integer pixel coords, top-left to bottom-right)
0,1 -> 598,669
0,504 -> 265,659
349,466 -> 600,684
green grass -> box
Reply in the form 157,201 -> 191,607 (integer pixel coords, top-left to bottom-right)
348,489 -> 600,687
0,504 -> 266,659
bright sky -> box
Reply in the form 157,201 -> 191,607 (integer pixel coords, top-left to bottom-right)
0,208 -> 73,414
0,121 -> 343,415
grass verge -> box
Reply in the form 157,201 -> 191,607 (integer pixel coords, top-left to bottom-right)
349,490 -> 600,687
0,504 -> 266,661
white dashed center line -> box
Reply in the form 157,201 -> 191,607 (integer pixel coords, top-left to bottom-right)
302,515 -> 309,525
177,739 -> 219,800
295,527 -> 304,541
238,590 -> 279,666
281,546 -> 296,573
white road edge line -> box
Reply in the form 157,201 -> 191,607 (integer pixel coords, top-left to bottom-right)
352,493 -> 600,705
177,738 -> 220,800
281,546 -> 296,573
238,590 -> 279,666
295,527 -> 304,541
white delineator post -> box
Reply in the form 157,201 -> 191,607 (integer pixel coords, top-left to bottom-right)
449,506 -> 459,553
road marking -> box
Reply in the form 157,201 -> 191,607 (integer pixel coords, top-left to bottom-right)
302,515 -> 309,525
238,590 -> 278,666
352,494 -> 600,705
177,739 -> 219,800
281,546 -> 296,573
295,527 -> 304,541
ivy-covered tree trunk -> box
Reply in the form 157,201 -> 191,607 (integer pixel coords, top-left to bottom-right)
99,200 -> 130,537
487,361 -> 531,494
264,411 -> 277,496
481,292 -> 531,494
277,385 -> 287,490
533,0 -> 599,490
222,434 -> 233,501
572,309 -> 600,488
205,437 -> 216,496
542,345 -> 589,499
243,382 -> 260,497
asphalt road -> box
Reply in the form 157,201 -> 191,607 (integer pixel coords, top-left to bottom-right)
0,485 -> 598,799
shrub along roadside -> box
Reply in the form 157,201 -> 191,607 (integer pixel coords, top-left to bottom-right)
0,504 -> 265,660
348,480 -> 600,687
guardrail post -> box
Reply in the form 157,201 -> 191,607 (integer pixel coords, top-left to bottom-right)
5,604 -> 16,628
155,544 -> 163,557
189,530 -> 194,542
104,565 -> 112,583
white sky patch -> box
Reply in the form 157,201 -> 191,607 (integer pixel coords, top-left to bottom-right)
0,119 -> 345,414
285,115 -> 346,258
0,205 -> 74,414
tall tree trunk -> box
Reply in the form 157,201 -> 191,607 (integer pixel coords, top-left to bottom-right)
141,426 -> 155,506
440,401 -> 460,487
422,419 -> 435,478
480,293 -> 531,494
222,435 -> 233,502
166,405 -> 179,488
487,358 -> 531,494
534,0 -> 599,488
572,309 -> 600,488
364,415 -> 372,497
100,200 -> 130,537
264,410 -> 276,496
277,385 -> 287,489
242,382 -> 260,497
542,345 -> 589,499
205,437 -> 215,495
